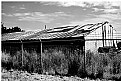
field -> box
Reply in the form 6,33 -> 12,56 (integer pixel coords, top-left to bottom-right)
1,50 -> 121,81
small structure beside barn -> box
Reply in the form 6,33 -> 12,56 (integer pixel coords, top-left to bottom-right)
2,21 -> 120,75
84,21 -> 117,53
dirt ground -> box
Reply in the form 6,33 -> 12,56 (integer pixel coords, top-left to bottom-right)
1,69 -> 114,81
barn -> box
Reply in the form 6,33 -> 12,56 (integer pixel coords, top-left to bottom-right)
2,21 -> 119,75
2,24 -> 85,75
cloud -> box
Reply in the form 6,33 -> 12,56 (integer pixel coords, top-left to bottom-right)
92,8 -> 121,14
13,13 -> 31,16
96,14 -> 121,20
2,13 -> 13,17
92,1 -> 121,14
42,1 -> 92,7
92,8 -> 103,12
103,9 -> 120,14
19,7 -> 26,10
42,0 -> 121,8
42,0 -> 121,19
60,17 -> 110,27
7,12 -> 72,23
10,6 -> 16,8
19,16 -> 54,23
92,8 -> 120,13
90,1 -> 121,21
9,4 -> 26,10
19,4 -> 26,10
42,0 -> 121,15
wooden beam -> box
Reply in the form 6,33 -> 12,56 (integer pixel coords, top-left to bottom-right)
112,26 -> 115,47
110,25 -> 112,46
102,24 -> 104,47
104,25 -> 106,46
45,25 -> 47,29
40,39 -> 43,73
85,39 -> 121,41
83,38 -> 86,73
20,40 -> 24,68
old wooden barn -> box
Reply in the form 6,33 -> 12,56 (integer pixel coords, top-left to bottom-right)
2,21 -> 120,75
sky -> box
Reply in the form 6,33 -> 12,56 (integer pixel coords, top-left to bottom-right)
1,0 -> 121,33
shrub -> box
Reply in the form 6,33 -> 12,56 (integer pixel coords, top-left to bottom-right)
29,50 -> 40,73
42,49 -> 68,75
2,52 -> 11,63
52,50 -> 68,75
84,50 -> 111,79
12,50 -> 40,73
12,51 -> 22,70
83,50 -> 121,80
1,52 -> 12,70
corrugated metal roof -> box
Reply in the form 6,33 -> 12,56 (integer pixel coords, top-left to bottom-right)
2,31 -> 38,41
2,22 -> 106,41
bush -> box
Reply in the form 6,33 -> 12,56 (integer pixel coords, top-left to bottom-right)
52,50 -> 68,75
42,50 -> 68,75
83,50 -> 121,80
1,52 -> 12,70
12,51 -> 22,70
2,52 -> 11,63
11,50 -> 41,73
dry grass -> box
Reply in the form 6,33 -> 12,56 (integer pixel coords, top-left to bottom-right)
2,69 -> 113,81
2,49 -> 121,80
85,50 -> 121,80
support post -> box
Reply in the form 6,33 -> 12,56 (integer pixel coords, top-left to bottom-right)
20,40 -> 24,68
45,25 -> 47,29
83,38 -> 86,73
102,24 -> 104,47
112,26 -> 114,47
108,24 -> 112,46
104,25 -> 106,46
110,25 -> 114,47
39,39 -> 43,73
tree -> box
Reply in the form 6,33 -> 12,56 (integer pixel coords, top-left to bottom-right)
1,22 -> 24,34
1,22 -> 7,34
